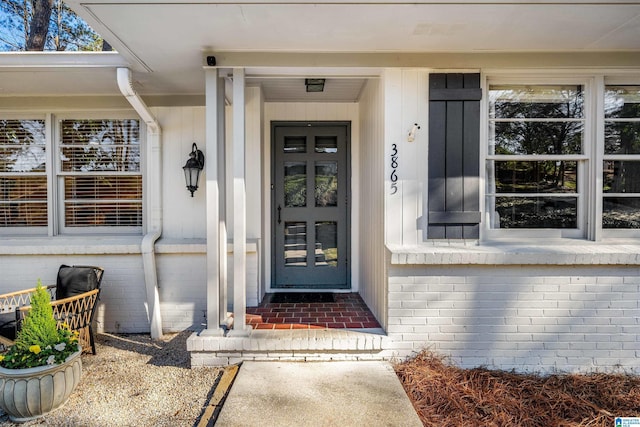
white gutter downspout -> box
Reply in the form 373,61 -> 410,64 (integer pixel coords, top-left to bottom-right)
117,67 -> 163,339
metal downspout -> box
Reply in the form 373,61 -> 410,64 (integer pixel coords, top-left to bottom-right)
117,67 -> 164,339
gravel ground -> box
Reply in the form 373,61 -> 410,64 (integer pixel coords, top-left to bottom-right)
0,331 -> 223,427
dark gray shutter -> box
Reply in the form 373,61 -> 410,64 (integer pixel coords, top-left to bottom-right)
428,73 -> 481,239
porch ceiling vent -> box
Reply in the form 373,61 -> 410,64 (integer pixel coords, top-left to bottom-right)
305,78 -> 325,92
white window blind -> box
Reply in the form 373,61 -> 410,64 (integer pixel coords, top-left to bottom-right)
59,119 -> 142,229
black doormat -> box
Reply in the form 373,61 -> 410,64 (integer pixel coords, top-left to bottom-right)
268,292 -> 335,304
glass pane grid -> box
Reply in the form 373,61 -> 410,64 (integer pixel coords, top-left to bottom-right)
487,85 -> 585,231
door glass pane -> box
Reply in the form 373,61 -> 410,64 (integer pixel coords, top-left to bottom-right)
284,222 -> 307,266
603,197 -> 640,228
315,136 -> 338,153
315,221 -> 337,267
284,162 -> 306,207
315,162 -> 338,207
284,136 -> 306,153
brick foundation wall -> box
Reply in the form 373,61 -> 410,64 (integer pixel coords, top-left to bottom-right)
387,264 -> 640,373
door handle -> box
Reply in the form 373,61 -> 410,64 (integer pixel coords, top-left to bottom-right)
277,205 -> 282,225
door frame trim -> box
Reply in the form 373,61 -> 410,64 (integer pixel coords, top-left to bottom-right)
270,120 -> 352,290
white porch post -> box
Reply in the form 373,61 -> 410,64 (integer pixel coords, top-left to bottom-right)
203,68 -> 224,335
230,67 -> 250,335
217,74 -> 228,326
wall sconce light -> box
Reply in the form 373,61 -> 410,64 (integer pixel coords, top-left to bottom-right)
183,143 -> 205,197
305,78 -> 325,92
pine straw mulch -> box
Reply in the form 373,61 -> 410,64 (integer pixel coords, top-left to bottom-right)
395,350 -> 640,427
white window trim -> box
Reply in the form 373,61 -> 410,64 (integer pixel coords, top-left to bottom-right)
54,112 -> 144,235
0,113 -> 49,236
481,71 -> 640,242
0,111 -> 144,236
600,76 -> 640,239
482,75 -> 592,241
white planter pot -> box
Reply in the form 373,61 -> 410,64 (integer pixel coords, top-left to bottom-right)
0,348 -> 82,423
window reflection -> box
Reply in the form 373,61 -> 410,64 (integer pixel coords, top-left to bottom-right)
284,162 -> 307,207
315,162 -> 337,207
495,196 -> 577,229
489,86 -> 584,119
495,161 -> 577,193
603,197 -> 640,228
493,122 -> 583,155
315,221 -> 337,267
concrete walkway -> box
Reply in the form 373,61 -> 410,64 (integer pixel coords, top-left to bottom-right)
214,361 -> 423,427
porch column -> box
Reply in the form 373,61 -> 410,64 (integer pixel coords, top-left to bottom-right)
203,68 -> 225,336
230,67 -> 250,336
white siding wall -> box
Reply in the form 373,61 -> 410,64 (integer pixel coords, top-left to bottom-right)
387,264 -> 640,373
263,102 -> 360,291
384,69 -> 428,246
358,78 -> 387,327
154,106 -> 207,239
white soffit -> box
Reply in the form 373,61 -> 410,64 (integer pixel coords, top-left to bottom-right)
69,1 -> 640,74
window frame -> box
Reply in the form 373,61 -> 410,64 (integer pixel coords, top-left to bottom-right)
482,75 -> 593,240
600,76 -> 640,239
54,112 -> 144,235
0,111 -> 144,236
0,113 -> 51,236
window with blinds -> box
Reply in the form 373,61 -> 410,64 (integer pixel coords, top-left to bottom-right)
59,119 -> 142,229
0,119 -> 48,228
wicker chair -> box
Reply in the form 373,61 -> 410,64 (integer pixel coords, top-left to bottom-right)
0,265 -> 104,355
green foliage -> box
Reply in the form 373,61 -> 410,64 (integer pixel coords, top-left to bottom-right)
15,281 -> 59,351
0,280 -> 79,369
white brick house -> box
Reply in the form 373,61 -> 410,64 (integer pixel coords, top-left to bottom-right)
1,1 -> 639,372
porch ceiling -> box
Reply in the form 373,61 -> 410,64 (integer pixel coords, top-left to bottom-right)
2,1 -> 640,99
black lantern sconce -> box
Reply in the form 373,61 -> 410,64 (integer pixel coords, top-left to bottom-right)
183,143 -> 205,197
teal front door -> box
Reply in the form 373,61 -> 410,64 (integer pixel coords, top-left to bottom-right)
272,122 -> 350,289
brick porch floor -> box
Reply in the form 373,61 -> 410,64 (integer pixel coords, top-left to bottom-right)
245,293 -> 381,330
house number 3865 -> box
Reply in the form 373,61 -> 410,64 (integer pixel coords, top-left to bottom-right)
390,143 -> 398,195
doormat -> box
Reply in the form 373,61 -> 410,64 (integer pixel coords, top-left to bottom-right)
268,293 -> 335,304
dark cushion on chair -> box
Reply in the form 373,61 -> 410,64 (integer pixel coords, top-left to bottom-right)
0,312 -> 16,340
56,265 -> 100,300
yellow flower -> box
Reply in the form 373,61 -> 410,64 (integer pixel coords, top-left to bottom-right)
29,345 -> 41,354
0,355 -> 4,362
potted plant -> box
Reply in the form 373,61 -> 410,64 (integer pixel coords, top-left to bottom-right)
0,281 -> 82,423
